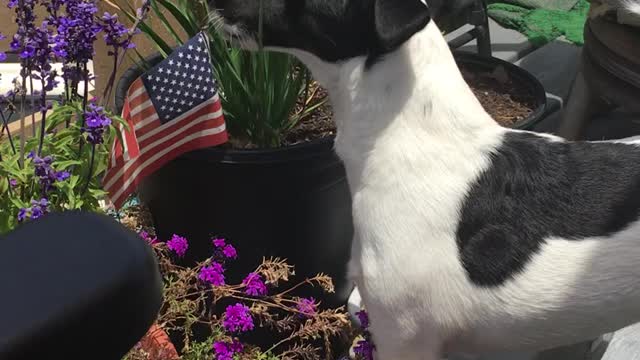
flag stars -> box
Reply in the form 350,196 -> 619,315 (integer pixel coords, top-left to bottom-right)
171,79 -> 177,85
178,52 -> 184,58
168,59 -> 174,66
168,88 -> 174,94
198,75 -> 203,81
188,45 -> 194,50
158,67 -> 164,73
187,54 -> 192,60
160,87 -> 166,92
177,62 -> 182,67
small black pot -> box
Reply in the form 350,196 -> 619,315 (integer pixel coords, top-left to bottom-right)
453,51 -> 548,130
115,57 -> 355,310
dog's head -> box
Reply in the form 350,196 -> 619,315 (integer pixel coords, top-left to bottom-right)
208,0 -> 431,64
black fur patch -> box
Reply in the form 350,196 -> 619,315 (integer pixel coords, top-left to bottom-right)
457,132 -> 640,287
211,0 -> 430,65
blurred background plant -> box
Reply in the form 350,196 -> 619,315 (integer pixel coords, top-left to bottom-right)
0,0 -> 150,233
122,0 -> 327,148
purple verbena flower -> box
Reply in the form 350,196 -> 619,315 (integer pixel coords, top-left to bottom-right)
213,339 -> 243,360
353,338 -> 375,360
242,272 -> 267,296
356,310 -> 370,329
199,262 -> 225,286
212,237 -> 226,248
167,234 -> 188,257
139,231 -> 157,245
223,303 -> 254,333
296,297 -> 317,318
222,244 -> 237,259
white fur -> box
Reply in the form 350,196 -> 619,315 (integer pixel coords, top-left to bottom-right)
271,21 -> 640,360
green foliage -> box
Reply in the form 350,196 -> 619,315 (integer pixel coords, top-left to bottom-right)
123,0 -> 326,148
0,102 -> 125,234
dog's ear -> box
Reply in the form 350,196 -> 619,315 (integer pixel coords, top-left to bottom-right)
373,0 -> 431,53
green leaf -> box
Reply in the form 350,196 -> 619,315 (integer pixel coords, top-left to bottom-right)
53,159 -> 82,170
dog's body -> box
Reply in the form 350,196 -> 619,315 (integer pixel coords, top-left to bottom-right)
210,0 -> 640,358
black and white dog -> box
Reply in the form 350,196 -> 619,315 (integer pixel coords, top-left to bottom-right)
209,0 -> 640,358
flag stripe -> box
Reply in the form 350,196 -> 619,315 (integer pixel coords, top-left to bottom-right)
138,96 -> 220,142
103,101 -> 223,189
107,126 -> 227,207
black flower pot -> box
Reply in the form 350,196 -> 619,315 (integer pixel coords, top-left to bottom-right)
453,51 -> 548,130
115,57 -> 355,311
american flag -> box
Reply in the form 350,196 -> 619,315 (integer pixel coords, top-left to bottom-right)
103,32 -> 228,209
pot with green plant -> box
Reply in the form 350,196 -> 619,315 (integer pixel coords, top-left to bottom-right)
115,0 -> 353,310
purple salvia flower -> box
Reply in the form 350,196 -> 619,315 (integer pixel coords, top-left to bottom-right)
81,101 -> 111,144
9,179 -> 17,187
167,234 -> 188,257
353,339 -> 375,360
356,310 -> 370,329
242,272 -> 267,296
17,208 -> 27,223
223,303 -> 254,333
199,262 -> 225,286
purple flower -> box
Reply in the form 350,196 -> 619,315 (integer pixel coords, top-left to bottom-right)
9,179 -> 17,187
223,303 -> 254,333
55,171 -> 70,182
31,154 -> 67,194
139,231 -> 157,245
356,310 -> 370,329
18,198 -> 50,223
212,237 -> 226,248
212,341 -> 233,360
242,272 -> 267,296
17,208 -> 27,223
167,234 -> 188,257
296,297 -> 317,318
353,338 -> 375,360
199,262 -> 225,286
213,339 -> 243,360
222,244 -> 237,259
81,101 -> 112,144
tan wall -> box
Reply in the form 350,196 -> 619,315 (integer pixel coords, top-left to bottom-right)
0,0 -> 185,110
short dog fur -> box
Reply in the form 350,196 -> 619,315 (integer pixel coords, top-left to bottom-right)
209,0 -> 640,358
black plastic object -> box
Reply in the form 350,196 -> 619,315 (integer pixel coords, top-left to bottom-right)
453,51 -> 548,130
0,211 -> 163,360
115,57 -> 354,310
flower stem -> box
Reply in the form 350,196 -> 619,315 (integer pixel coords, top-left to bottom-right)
29,75 -> 36,137
80,144 -> 95,195
0,109 -> 16,154
37,78 -> 47,156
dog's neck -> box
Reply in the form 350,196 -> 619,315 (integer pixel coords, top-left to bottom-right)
294,22 -> 499,161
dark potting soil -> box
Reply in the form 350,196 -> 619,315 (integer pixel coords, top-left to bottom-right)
226,62 -> 537,150
461,64 -> 537,127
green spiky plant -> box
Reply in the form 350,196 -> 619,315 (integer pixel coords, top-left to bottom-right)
121,0 -> 327,148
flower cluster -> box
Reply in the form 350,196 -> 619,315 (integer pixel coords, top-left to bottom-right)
223,303 -> 254,333
101,12 -> 136,55
17,198 -> 49,223
242,272 -> 267,296
30,152 -> 70,194
167,234 -> 189,257
56,0 -> 102,82
353,310 -> 376,360
296,297 -> 318,318
81,102 -> 112,144
199,262 -> 225,286
213,339 -> 243,360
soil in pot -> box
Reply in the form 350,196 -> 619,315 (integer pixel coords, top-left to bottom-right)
461,65 -> 538,127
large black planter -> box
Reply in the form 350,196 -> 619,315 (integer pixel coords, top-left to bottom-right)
454,51 -> 548,130
115,58 -> 354,310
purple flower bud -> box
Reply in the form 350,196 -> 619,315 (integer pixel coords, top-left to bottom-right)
223,303 -> 254,333
242,272 -> 267,296
296,297 -> 318,318
167,234 -> 188,257
199,263 -> 225,286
